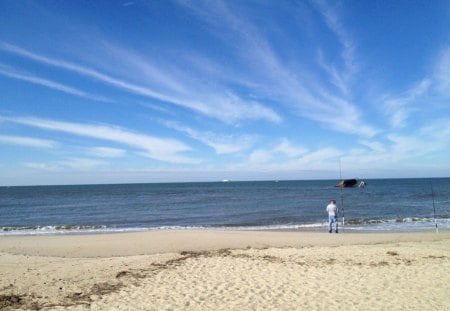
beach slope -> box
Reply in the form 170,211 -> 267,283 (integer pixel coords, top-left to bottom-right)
1,230 -> 449,310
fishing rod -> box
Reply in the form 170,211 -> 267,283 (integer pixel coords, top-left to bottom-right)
431,182 -> 438,234
339,159 -> 345,230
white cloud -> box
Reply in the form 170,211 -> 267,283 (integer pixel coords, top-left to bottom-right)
383,79 -> 431,128
317,49 -> 348,94
0,64 -> 110,102
0,134 -> 57,149
342,119 -> 450,171
387,121 -> 450,159
89,147 -> 126,158
2,115 -> 195,164
274,139 -> 309,158
178,1 -> 376,137
295,147 -> 342,167
24,158 -> 108,172
228,144 -> 341,173
381,45 -> 450,130
24,162 -> 60,171
419,118 -> 450,141
61,158 -> 108,171
100,44 -> 282,124
248,150 -> 272,164
0,42 -> 281,124
358,140 -> 386,153
163,121 -> 255,154
313,0 -> 358,89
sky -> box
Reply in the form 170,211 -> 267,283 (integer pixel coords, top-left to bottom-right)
1,0 -> 450,186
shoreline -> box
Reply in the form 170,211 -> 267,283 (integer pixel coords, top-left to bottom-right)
1,220 -> 447,239
1,230 -> 450,310
0,229 -> 448,258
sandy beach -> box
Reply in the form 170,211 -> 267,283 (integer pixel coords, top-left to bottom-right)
1,230 -> 449,310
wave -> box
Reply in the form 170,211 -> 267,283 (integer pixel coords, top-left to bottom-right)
0,225 -> 111,236
1,216 -> 449,236
0,224 -> 322,236
1,225 -> 107,231
345,216 -> 450,225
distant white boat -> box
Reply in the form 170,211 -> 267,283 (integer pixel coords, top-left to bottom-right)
221,179 -> 230,183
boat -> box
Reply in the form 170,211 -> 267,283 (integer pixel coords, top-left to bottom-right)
335,179 -> 357,188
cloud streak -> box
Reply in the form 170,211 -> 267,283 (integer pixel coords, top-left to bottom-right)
0,42 -> 281,124
163,120 -> 255,154
0,64 -> 110,102
1,115 -> 195,164
383,79 -> 431,128
178,1 -> 376,137
88,147 -> 126,158
25,158 -> 108,172
0,134 -> 57,149
313,0 -> 358,88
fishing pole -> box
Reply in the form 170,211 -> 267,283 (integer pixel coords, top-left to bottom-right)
431,182 -> 438,234
339,159 -> 344,230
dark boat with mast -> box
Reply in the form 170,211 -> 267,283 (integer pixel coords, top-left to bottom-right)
335,179 -> 366,188
335,179 -> 357,188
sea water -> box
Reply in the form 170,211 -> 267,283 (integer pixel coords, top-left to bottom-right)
1,178 -> 449,235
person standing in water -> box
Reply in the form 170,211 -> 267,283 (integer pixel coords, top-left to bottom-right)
326,200 -> 338,233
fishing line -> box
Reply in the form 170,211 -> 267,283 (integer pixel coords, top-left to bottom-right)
431,182 -> 438,233
339,159 -> 345,230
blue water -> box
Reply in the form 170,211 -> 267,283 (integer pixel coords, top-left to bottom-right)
1,178 -> 449,235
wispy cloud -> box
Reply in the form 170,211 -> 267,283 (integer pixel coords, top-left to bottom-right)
163,120 -> 255,154
61,157 -> 109,171
229,141 -> 340,172
88,147 -> 126,158
1,115 -> 195,164
358,139 -> 386,153
344,119 -> 450,172
24,162 -> 60,171
0,42 -> 281,124
383,79 -> 431,128
274,139 -> 309,158
178,1 -> 376,137
98,43 -> 282,124
0,64 -> 110,102
313,0 -> 357,87
380,45 -> 450,129
0,134 -> 57,149
0,42 -> 170,100
248,149 -> 273,164
25,157 -> 108,171
294,147 -> 342,169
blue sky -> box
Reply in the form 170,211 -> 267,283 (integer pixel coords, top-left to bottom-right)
1,0 -> 450,185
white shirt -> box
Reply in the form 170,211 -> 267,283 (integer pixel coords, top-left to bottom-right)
326,203 -> 337,217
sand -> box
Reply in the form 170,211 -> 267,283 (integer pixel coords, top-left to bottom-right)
1,230 -> 449,310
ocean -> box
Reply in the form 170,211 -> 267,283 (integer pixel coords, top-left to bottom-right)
1,178 -> 449,235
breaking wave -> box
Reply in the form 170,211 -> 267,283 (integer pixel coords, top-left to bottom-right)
1,216 -> 449,236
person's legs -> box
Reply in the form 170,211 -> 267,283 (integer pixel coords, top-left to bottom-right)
335,217 -> 338,233
328,216 -> 333,233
